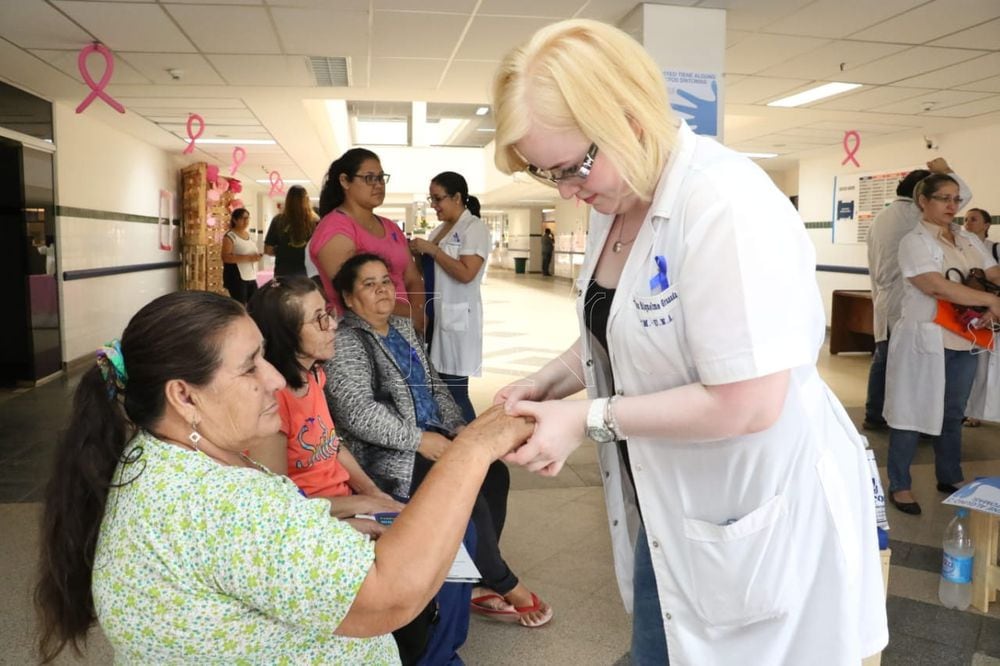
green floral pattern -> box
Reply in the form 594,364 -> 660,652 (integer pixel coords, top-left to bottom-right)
92,431 -> 400,664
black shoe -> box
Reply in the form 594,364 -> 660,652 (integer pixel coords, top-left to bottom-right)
890,494 -> 922,515
862,419 -> 888,431
936,483 -> 960,494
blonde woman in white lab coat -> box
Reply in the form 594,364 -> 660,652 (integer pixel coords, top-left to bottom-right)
885,179 -> 1000,516
490,19 -> 888,666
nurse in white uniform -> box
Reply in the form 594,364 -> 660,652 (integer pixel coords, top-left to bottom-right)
885,182 -> 1000,515
491,19 -> 889,665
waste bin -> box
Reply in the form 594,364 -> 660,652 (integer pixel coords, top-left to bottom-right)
513,257 -> 527,274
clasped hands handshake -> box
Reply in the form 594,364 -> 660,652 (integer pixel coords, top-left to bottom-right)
449,383 -> 588,478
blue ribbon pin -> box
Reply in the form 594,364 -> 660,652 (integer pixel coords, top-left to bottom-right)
648,255 -> 669,294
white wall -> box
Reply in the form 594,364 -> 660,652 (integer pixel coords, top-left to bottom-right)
798,121 -> 999,319
52,104 -> 269,363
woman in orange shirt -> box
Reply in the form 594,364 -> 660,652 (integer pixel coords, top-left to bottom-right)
247,276 -> 402,538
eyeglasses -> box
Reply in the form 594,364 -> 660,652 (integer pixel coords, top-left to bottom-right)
354,172 -> 391,186
929,194 -> 964,206
309,310 -> 333,331
427,193 -> 453,205
526,143 -> 598,184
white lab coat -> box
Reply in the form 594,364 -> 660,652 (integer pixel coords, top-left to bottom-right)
576,122 -> 887,665
866,175 -> 972,342
886,224 -> 997,433
427,209 -> 490,377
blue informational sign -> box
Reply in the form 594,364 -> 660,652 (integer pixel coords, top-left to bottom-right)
837,200 -> 855,220
664,70 -> 720,138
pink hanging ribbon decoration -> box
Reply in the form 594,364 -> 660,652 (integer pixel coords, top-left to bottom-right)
230,147 -> 246,175
269,170 -> 285,197
841,130 -> 861,167
75,43 -> 126,114
184,113 -> 205,155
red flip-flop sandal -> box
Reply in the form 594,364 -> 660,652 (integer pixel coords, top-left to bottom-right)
470,593 -> 520,622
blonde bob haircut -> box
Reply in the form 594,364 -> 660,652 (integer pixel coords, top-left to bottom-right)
492,19 -> 678,202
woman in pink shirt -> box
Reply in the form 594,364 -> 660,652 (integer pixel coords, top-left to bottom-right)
311,148 -> 425,334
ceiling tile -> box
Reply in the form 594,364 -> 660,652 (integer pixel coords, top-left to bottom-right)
369,58 -> 447,89
372,11 -> 468,59
478,0 -> 585,17
759,40 -> 909,80
697,0 -> 816,32
159,122 -> 272,140
577,0 -> 696,24
849,0 -> 1000,43
439,60 -> 500,97
0,2 -> 93,49
265,0 -> 367,8
810,85 -> 928,111
930,17 -> 1000,47
955,74 -> 1000,94
921,94 -> 1000,118
270,7 -> 369,58
725,34 -> 830,75
163,4 -> 281,54
724,76 -> 812,104
455,16 -> 554,60
870,89 -> 993,114
116,53 -> 225,85
765,0 -> 926,39
168,0 -> 262,3
837,46 -> 981,85
375,0 -> 476,10
53,1 -> 196,52
806,120 -> 920,133
118,97 -> 248,110
207,55 -> 313,86
895,52 -> 1000,89
31,48 -> 151,85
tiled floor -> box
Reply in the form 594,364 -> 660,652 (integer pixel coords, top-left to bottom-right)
1,269 -> 999,665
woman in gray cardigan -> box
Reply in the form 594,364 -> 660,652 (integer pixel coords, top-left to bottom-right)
327,253 -> 553,628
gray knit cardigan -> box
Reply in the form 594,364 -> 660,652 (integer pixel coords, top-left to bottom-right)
324,311 -> 465,498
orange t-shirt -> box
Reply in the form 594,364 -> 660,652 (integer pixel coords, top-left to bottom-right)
276,367 -> 351,498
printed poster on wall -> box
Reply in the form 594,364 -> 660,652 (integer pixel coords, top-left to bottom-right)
832,167 -> 916,245
664,70 -> 721,139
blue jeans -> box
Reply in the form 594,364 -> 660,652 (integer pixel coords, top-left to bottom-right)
439,373 -> 476,424
887,349 -> 978,492
632,525 -> 669,665
864,339 -> 889,424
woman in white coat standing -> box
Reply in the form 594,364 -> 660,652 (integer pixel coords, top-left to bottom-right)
490,19 -> 888,666
885,179 -> 1000,515
962,207 -> 999,428
409,172 -> 490,423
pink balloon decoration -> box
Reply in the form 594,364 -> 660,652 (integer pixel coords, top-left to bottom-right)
206,164 -> 219,183
227,178 -> 242,194
75,43 -> 125,114
206,215 -> 218,228
229,198 -> 245,211
216,178 -> 230,193
207,189 -> 221,203
184,113 -> 205,154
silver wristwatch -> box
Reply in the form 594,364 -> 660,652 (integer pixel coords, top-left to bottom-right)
586,397 -> 619,443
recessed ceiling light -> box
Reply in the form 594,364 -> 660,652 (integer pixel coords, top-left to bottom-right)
476,127 -> 495,133
476,106 -> 489,116
766,82 -> 862,108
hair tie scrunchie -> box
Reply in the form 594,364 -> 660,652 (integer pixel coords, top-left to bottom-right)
96,339 -> 128,400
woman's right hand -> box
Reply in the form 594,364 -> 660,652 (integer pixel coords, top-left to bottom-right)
453,404 -> 534,462
417,431 -> 450,461
342,517 -> 388,540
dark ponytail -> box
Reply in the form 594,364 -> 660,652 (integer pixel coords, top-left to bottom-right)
318,147 -> 380,217
430,171 -> 479,217
35,291 -> 245,663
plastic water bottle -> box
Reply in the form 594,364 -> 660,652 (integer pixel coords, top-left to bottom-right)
938,508 -> 974,610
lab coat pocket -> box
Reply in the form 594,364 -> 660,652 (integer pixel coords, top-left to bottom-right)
915,322 -> 942,354
443,240 -> 462,260
440,302 -> 470,332
681,495 -> 791,627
